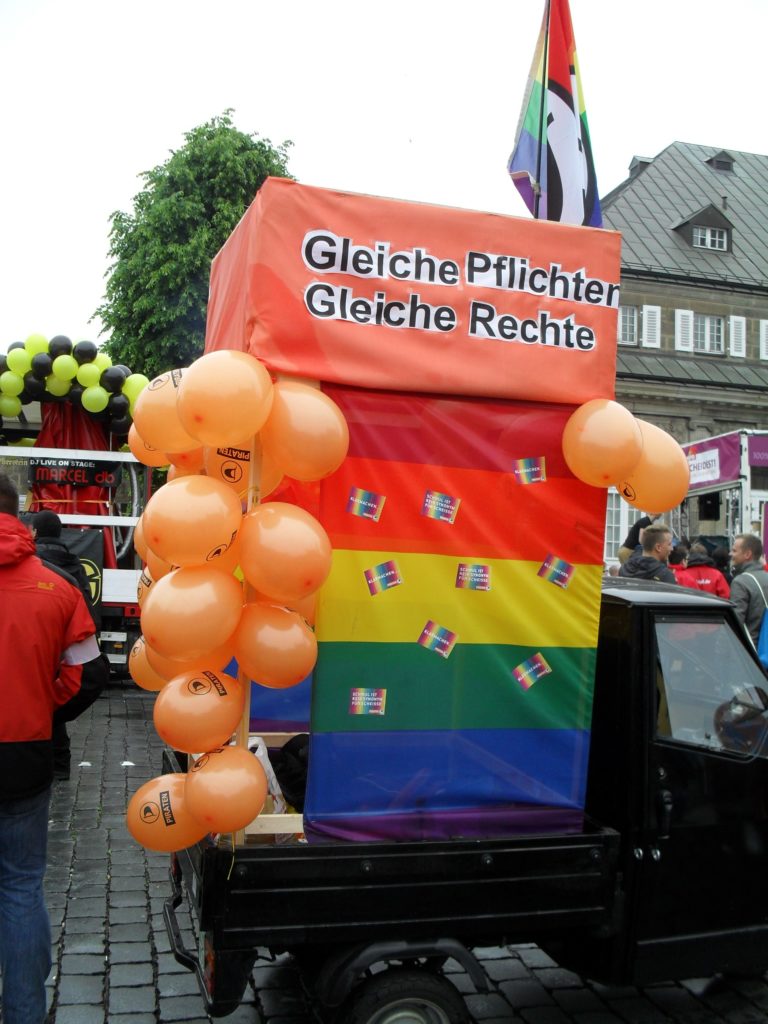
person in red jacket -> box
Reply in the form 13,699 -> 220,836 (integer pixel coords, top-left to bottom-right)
684,542 -> 731,598
0,472 -> 107,1024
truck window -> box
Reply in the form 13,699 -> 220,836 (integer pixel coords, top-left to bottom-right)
654,615 -> 768,755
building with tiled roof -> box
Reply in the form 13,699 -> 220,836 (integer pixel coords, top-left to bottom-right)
600,142 -> 768,555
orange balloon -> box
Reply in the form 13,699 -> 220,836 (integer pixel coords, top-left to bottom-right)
132,370 -> 199,453
176,351 -> 274,448
260,381 -> 349,481
128,635 -> 168,692
562,399 -> 643,488
251,591 -> 317,626
203,444 -> 283,502
141,565 -> 244,660
133,515 -> 149,561
153,671 -> 245,754
145,636 -> 235,680
233,601 -> 317,689
142,476 -> 242,568
614,419 -> 691,513
146,546 -> 174,581
127,774 -> 209,852
185,746 -> 268,833
137,566 -> 154,607
239,502 -> 331,603
128,424 -> 168,468
167,463 -> 200,482
167,446 -> 205,473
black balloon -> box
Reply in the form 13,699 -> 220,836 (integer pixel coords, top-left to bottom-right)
0,355 -> 7,374
113,364 -> 132,377
68,384 -> 85,406
49,335 -> 73,358
7,341 -> 24,351
108,414 -> 132,436
19,388 -> 33,405
100,366 -> 127,393
73,340 -> 98,365
31,353 -> 53,380
23,373 -> 46,400
107,393 -> 130,417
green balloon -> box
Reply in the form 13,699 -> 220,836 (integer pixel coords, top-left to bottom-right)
76,362 -> 102,388
82,385 -> 109,413
46,374 -> 71,397
52,354 -> 78,381
6,348 -> 32,375
122,373 -> 150,401
24,333 -> 49,356
0,394 -> 22,417
0,370 -> 24,397
93,352 -> 112,372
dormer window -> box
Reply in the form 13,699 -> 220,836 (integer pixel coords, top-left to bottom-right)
692,225 -> 728,251
706,150 -> 735,172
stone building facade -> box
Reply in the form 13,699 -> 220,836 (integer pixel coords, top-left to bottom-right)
600,143 -> 768,555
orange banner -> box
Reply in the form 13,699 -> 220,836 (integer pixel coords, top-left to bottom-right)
205,178 -> 621,404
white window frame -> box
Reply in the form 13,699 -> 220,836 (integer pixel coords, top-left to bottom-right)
618,305 -> 638,345
760,320 -> 768,361
693,313 -> 724,354
729,315 -> 746,358
641,304 -> 661,348
692,225 -> 727,251
674,309 -> 694,352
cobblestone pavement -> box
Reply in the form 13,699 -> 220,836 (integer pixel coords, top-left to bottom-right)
33,682 -> 768,1023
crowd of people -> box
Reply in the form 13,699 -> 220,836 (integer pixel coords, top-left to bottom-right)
613,515 -> 768,645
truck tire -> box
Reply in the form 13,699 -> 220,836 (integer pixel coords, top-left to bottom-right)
338,968 -> 469,1024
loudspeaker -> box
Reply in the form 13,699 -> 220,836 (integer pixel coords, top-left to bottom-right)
698,492 -> 721,519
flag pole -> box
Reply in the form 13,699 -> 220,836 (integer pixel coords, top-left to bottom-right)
533,0 -> 551,220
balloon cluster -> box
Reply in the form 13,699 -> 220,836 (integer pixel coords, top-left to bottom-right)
0,333 -> 149,435
125,349 -> 349,852
561,399 -> 690,512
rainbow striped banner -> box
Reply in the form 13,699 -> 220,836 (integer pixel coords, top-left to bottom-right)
306,386 -> 605,843
508,0 -> 602,227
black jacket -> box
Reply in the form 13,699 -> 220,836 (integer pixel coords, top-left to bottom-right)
618,553 -> 676,584
35,536 -> 96,623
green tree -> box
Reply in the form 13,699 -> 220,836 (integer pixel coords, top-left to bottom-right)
96,111 -> 292,379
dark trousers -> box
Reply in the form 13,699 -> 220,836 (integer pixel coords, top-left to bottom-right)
52,720 -> 70,778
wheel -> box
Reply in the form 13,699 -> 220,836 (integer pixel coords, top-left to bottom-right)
337,968 -> 469,1024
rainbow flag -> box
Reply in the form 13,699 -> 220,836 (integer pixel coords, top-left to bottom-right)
508,0 -> 602,227
305,386 -> 606,843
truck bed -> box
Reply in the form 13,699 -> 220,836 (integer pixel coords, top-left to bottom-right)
164,751 -> 620,954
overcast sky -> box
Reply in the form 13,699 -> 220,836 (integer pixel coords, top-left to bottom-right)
1,0 -> 765,353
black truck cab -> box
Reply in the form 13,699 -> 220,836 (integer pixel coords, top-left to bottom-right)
565,578 -> 768,984
165,579 -> 768,1019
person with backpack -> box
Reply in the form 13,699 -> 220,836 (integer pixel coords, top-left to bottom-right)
730,534 -> 768,645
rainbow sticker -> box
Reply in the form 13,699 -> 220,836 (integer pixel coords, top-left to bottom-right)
364,560 -> 403,596
511,457 -> 546,485
512,653 -> 552,691
418,621 -> 458,659
455,563 -> 491,590
349,688 -> 387,715
537,554 -> 575,589
422,490 -> 461,523
347,487 -> 386,522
